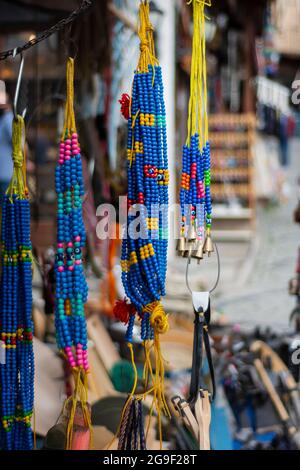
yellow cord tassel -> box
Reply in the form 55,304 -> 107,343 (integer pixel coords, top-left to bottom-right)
186,0 -> 210,149
65,368 -> 93,450
7,115 -> 27,199
137,1 -> 158,74
62,57 -> 76,139
142,302 -> 171,449
110,302 -> 170,450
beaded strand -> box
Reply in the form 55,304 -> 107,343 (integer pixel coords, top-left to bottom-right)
117,10 -> 169,343
54,58 -> 91,449
178,0 -> 213,259
114,2 -> 170,450
0,115 -> 34,450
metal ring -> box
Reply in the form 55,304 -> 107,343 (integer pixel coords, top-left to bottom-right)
185,242 -> 220,295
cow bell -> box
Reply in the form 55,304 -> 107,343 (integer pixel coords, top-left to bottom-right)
203,233 -> 214,256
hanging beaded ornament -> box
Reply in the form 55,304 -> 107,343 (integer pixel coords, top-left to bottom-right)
113,1 -> 170,449
0,115 -> 34,450
177,0 -> 213,260
54,57 -> 91,449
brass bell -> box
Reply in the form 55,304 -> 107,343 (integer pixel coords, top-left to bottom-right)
183,239 -> 194,258
176,237 -> 186,256
192,240 -> 204,260
203,234 -> 214,256
187,224 -> 197,241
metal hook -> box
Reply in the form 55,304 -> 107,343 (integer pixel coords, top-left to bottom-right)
185,242 -> 220,295
12,48 -> 26,120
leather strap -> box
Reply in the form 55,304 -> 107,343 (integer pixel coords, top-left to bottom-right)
189,300 -> 215,404
171,294 -> 215,450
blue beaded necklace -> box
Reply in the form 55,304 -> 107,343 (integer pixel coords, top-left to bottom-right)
113,1 -> 170,449
178,0 -> 213,259
54,58 -> 91,449
0,115 -> 34,450
116,1 -> 169,345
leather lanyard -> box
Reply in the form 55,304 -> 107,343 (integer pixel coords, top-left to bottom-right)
172,295 -> 215,450
189,300 -> 215,407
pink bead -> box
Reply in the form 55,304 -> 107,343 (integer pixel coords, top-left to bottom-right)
72,148 -> 79,155
68,266 -> 74,271
70,360 -> 76,368
59,159 -> 64,165
67,242 -> 73,248
57,243 -> 64,248
58,266 -> 64,272
65,156 -> 70,161
75,260 -> 82,265
72,133 -> 78,139
65,346 -> 71,352
59,143 -> 65,150
65,150 -> 71,157
65,144 -> 71,150
75,236 -> 81,242
77,343 -> 83,349
66,139 -> 71,144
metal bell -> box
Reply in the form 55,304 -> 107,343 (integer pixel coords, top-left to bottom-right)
192,240 -> 204,260
187,224 -> 197,241
203,234 -> 214,256
176,237 -> 186,256
183,239 -> 194,258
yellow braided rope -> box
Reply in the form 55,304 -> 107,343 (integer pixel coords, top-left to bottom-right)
65,367 -> 93,450
7,115 -> 27,199
186,0 -> 211,147
62,57 -> 77,140
137,1 -> 158,75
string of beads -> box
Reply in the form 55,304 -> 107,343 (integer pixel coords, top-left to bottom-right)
54,58 -> 92,450
178,0 -> 213,260
113,2 -> 170,451
116,2 -> 169,344
54,58 -> 89,373
0,115 -> 34,450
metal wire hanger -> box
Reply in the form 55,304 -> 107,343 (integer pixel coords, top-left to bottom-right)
12,48 -> 26,119
185,242 -> 221,295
